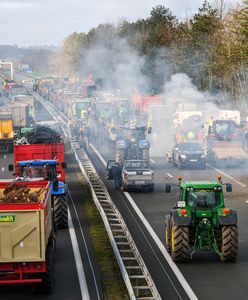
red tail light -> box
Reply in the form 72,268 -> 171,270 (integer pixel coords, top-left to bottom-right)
180,209 -> 188,216
222,208 -> 230,215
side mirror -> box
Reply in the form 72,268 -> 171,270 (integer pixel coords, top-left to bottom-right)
53,179 -> 59,192
61,162 -> 67,169
8,164 -> 14,172
226,183 -> 232,192
165,184 -> 171,193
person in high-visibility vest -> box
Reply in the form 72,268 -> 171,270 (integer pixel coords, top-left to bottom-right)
187,131 -> 195,141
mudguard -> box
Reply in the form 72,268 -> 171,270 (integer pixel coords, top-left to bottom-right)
138,139 -> 150,149
51,181 -> 67,195
116,140 -> 127,150
218,210 -> 237,225
171,210 -> 192,226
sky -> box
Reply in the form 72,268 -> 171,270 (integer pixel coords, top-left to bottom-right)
0,0 -> 242,47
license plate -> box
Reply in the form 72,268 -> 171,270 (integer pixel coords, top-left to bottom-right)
190,159 -> 197,162
177,201 -> 186,207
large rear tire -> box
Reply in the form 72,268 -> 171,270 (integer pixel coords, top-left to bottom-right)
54,195 -> 68,229
221,225 -> 238,262
170,223 -> 190,262
33,234 -> 55,294
116,148 -> 125,165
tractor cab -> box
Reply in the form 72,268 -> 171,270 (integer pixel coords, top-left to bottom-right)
165,176 -> 238,262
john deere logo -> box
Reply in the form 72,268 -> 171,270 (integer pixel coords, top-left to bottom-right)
0,215 -> 15,222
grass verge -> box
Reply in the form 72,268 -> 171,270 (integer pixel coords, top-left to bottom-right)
77,174 -> 129,300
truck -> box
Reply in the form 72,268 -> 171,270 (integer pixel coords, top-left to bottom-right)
106,159 -> 154,192
206,119 -> 248,167
10,143 -> 68,228
165,176 -> 238,262
0,181 -> 56,292
0,114 -> 14,152
12,94 -> 35,121
0,102 -> 30,128
132,94 -> 162,113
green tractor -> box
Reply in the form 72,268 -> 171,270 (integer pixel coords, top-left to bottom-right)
165,176 -> 238,263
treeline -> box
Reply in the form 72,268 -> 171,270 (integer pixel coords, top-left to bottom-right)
55,0 -> 248,102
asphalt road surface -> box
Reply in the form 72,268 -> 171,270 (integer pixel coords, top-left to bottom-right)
90,141 -> 248,300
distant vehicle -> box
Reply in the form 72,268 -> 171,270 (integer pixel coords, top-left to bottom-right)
106,159 -> 154,192
167,142 -> 206,169
206,119 -> 248,167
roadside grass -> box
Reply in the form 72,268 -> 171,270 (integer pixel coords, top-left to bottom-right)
78,175 -> 129,300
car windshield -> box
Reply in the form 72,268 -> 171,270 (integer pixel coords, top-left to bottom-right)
187,189 -> 220,209
125,161 -> 149,169
179,143 -> 202,151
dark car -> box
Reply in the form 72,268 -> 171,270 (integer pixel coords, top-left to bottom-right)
172,142 -> 206,169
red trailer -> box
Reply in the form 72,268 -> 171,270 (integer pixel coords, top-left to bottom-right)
14,143 -> 65,181
132,95 -> 163,113
0,181 -> 55,293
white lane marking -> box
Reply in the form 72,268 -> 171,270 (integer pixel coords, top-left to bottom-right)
207,163 -> 246,187
90,143 -> 107,167
68,189 -> 101,300
166,172 -> 173,178
1,167 -> 5,172
91,143 -> 198,300
124,192 -> 197,300
68,209 -> 91,300
150,159 -> 156,164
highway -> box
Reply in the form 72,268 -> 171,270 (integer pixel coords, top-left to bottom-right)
88,141 -> 248,300
1,71 -> 247,299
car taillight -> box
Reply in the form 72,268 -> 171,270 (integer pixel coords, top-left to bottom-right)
124,171 -> 128,179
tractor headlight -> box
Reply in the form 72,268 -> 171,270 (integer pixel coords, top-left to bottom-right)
180,154 -> 186,159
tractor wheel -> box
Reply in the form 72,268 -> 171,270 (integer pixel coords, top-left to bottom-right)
33,234 -> 55,294
220,225 -> 238,262
170,223 -> 190,262
116,149 -> 125,165
54,195 -> 68,229
165,215 -> 171,253
142,149 -> 149,161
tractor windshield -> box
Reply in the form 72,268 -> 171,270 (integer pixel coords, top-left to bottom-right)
187,189 -> 220,209
20,165 -> 56,180
215,122 -> 234,136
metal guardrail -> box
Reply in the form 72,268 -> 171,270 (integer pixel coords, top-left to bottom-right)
32,92 -> 162,299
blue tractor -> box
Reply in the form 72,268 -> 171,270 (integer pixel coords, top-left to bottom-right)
115,125 -> 151,165
9,159 -> 68,229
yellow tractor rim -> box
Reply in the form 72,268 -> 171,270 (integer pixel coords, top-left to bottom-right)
171,224 -> 175,252
165,226 -> 169,247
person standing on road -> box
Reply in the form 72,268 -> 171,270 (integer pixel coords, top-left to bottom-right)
112,163 -> 122,190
